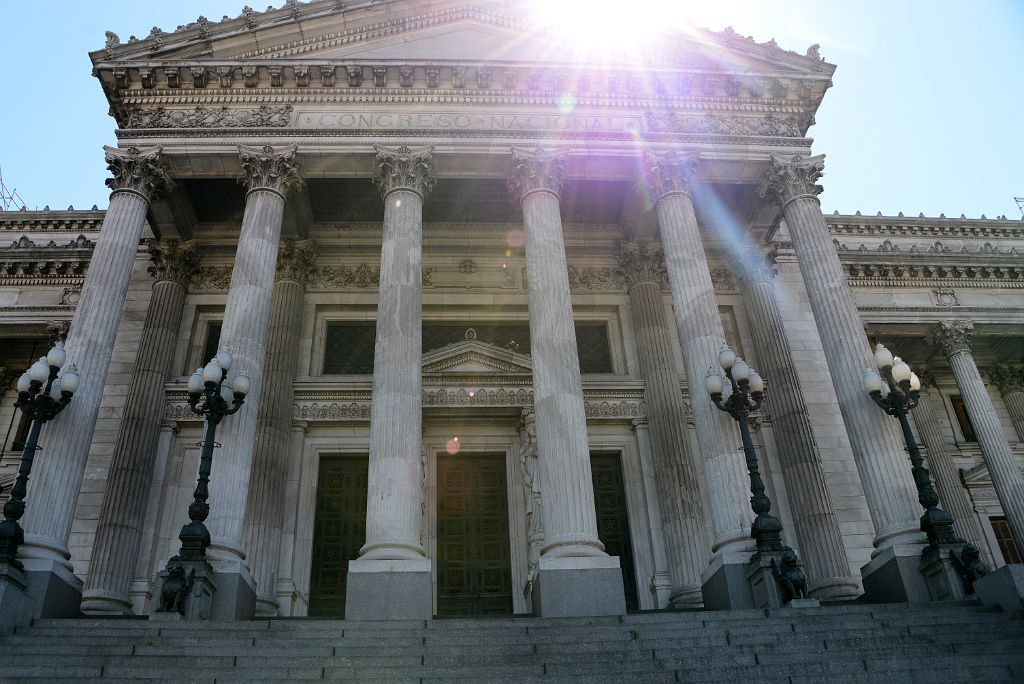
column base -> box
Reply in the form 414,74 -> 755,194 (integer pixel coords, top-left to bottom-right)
80,588 -> 133,615
345,558 -> 432,620
973,564 -> 1024,615
532,554 -> 626,617
807,576 -> 863,601
0,563 -> 37,634
700,550 -> 755,610
860,544 -> 930,603
920,545 -> 969,602
152,560 -> 217,622
668,582 -> 703,609
22,557 -> 83,619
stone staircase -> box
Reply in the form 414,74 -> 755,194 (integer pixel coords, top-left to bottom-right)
2,601 -> 1023,683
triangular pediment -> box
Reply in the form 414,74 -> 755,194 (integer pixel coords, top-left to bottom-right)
422,339 -> 533,374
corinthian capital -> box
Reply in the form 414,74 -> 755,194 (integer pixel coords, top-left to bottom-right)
507,147 -> 568,203
373,144 -> 436,198
988,364 -> 1024,395
238,144 -> 302,198
927,320 -> 974,357
732,243 -> 778,287
276,239 -> 318,287
758,153 -> 825,207
643,150 -> 699,199
616,241 -> 666,288
147,239 -> 201,287
104,145 -> 171,201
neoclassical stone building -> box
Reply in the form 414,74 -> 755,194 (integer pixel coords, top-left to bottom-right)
1,0 -> 1022,620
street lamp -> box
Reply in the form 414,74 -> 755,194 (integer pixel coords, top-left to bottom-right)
706,344 -> 789,555
0,342 -> 80,568
171,349 -> 249,562
863,344 -> 960,549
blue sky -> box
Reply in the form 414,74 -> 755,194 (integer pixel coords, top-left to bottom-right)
1,1 -> 1021,218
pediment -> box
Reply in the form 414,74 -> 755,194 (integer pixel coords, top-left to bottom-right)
422,339 -> 532,374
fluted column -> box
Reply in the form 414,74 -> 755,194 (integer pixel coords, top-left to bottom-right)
617,241 -> 708,606
205,145 -> 301,569
20,147 -> 169,599
759,155 -> 923,553
508,147 -> 625,616
909,369 -> 994,566
242,240 -> 316,616
81,241 -> 200,614
733,244 -> 859,598
645,152 -> 751,560
929,322 -> 1024,554
989,365 -> 1024,442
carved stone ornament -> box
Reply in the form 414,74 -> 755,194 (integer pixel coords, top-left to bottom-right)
927,320 -> 974,357
645,112 -> 803,138
988,364 -> 1024,395
372,144 -> 436,198
276,239 -> 317,286
616,241 -> 666,288
104,145 -> 171,200
147,239 -> 201,287
313,263 -> 379,289
507,147 -> 569,203
644,150 -> 699,199
238,144 -> 302,198
758,153 -> 826,207
127,106 -> 294,130
733,243 -> 778,286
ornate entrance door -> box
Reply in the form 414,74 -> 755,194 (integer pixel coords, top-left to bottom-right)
309,455 -> 368,616
436,453 -> 514,617
591,453 -> 639,611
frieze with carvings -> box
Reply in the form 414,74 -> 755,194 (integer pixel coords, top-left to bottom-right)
645,112 -> 806,137
312,263 -> 380,289
125,105 -> 294,129
842,260 -> 1023,287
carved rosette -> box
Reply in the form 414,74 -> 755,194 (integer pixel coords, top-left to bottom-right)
507,147 -> 568,203
276,239 -> 318,287
644,150 -> 699,199
147,239 -> 200,287
372,144 -> 436,199
104,145 -> 171,201
988,364 -> 1024,396
238,144 -> 302,198
733,243 -> 778,287
758,153 -> 826,207
927,320 -> 974,357
616,241 -> 666,288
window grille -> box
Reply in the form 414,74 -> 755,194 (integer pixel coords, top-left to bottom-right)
990,516 -> 1022,565
323,323 -> 376,374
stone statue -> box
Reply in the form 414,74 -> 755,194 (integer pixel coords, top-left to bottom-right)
519,413 -> 543,597
158,563 -> 195,614
772,549 -> 807,601
957,544 -> 989,595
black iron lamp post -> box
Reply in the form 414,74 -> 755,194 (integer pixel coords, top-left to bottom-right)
0,343 -> 80,568
172,350 -> 250,561
705,345 -> 792,556
862,344 -> 960,549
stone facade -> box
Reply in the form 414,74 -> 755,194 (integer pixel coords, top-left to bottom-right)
0,1 -> 1021,619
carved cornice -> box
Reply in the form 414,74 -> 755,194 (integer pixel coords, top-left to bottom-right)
758,153 -> 825,208
104,145 -> 171,201
827,215 -> 1024,240
988,364 -> 1024,395
372,144 -> 436,199
927,320 -> 974,357
0,211 -> 104,233
507,147 -> 568,202
644,150 -> 699,199
616,241 -> 666,288
841,257 -> 1024,288
276,239 -> 317,286
147,239 -> 200,287
238,144 -> 302,198
126,105 -> 293,129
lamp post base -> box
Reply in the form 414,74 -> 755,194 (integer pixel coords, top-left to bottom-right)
860,544 -> 931,603
152,559 -> 217,621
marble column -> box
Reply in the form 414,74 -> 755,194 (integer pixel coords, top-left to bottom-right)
81,240 -> 200,614
241,240 -> 316,616
989,364 -> 1024,442
617,241 -> 708,606
759,154 -> 926,601
345,145 -> 435,620
733,244 -> 859,599
645,151 -> 753,609
929,322 -> 1024,555
508,147 -> 626,617
19,146 -> 169,616
202,145 -> 301,617
909,370 -> 994,566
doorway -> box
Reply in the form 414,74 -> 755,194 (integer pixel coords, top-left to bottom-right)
308,455 -> 367,616
591,453 -> 640,611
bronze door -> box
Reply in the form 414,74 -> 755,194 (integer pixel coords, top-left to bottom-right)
437,453 -> 514,617
309,455 -> 368,616
591,453 -> 639,611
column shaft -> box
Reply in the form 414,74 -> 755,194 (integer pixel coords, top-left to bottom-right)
82,243 -> 196,613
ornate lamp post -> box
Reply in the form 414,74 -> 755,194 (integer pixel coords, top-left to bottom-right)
0,343 -> 80,568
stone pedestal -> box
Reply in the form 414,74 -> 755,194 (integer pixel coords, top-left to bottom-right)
746,553 -> 787,610
974,564 -> 1024,615
344,558 -> 432,620
532,555 -> 628,618
22,555 -> 83,619
0,563 -> 37,634
701,549 -> 755,610
920,545 -> 968,602
208,557 -> 256,621
152,560 -> 216,622
860,545 -> 931,603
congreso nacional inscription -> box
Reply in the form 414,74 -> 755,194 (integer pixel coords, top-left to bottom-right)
298,110 -> 643,132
